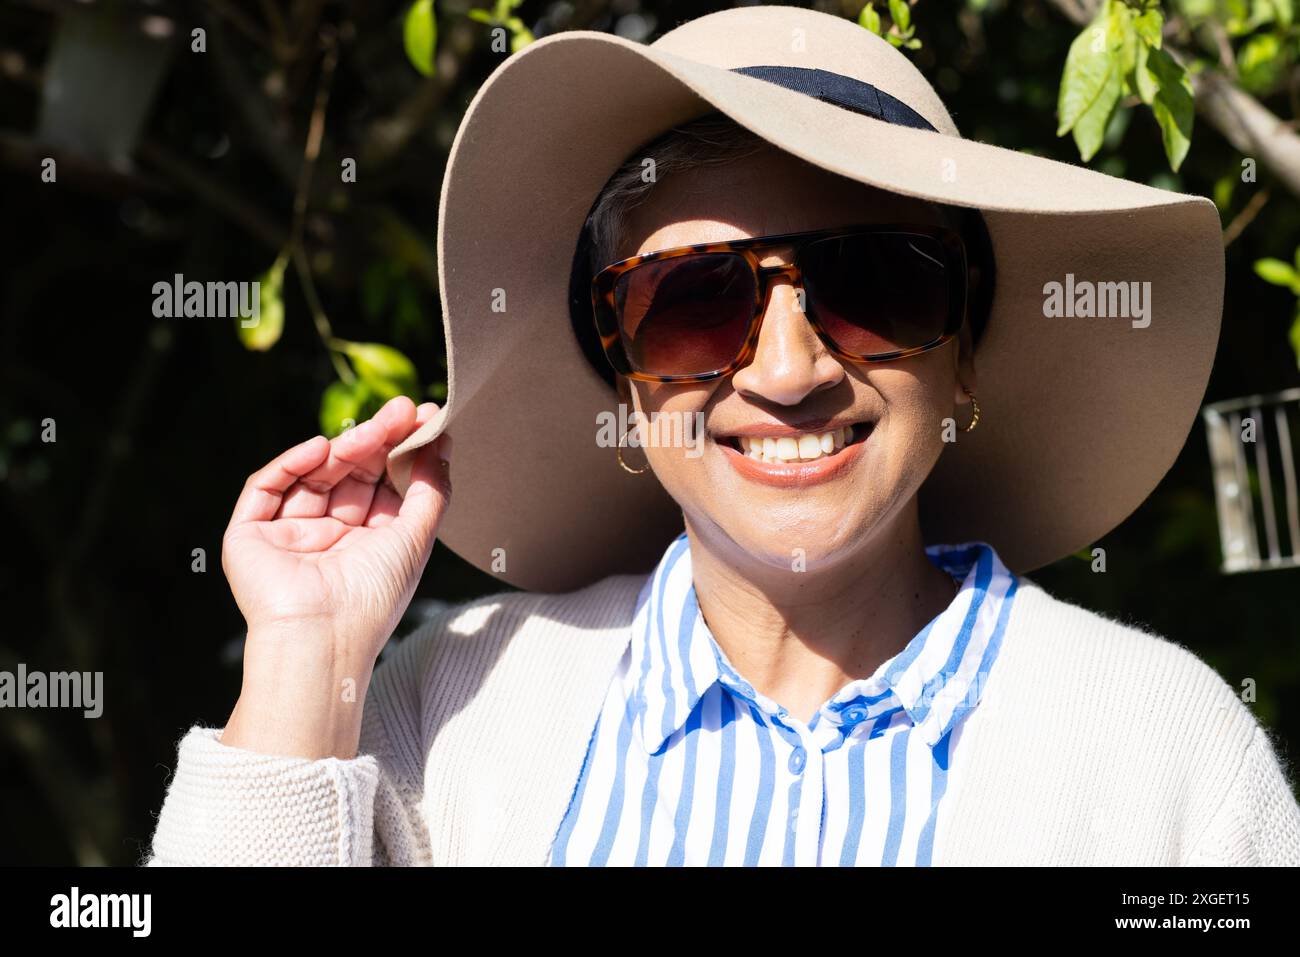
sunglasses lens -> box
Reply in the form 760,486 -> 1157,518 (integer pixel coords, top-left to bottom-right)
614,253 -> 755,377
800,233 -> 952,355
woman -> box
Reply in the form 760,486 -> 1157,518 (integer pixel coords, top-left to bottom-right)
147,6 -> 1300,865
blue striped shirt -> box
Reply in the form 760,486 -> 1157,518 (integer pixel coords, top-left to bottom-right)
549,532 -> 1019,866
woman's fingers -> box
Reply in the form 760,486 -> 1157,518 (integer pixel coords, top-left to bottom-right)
254,514 -> 353,553
363,483 -> 403,529
275,418 -> 388,518
321,397 -> 420,525
363,403 -> 440,529
275,396 -> 413,520
228,435 -> 331,529
229,395 -> 441,546
339,395 -> 419,490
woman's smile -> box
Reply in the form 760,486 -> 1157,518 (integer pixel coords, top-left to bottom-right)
714,419 -> 874,487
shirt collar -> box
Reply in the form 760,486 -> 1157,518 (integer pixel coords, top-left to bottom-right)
627,533 -> 1019,755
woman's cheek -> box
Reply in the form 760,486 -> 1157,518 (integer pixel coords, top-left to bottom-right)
880,393 -> 949,481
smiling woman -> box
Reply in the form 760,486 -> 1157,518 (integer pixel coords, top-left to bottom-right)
144,6 -> 1300,867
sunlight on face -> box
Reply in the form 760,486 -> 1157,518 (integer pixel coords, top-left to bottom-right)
614,146 -> 976,574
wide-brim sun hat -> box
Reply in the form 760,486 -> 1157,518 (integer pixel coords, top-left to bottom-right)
385,4 -> 1224,593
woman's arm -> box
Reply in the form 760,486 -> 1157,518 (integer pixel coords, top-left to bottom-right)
1185,722 -> 1300,866
143,395 -> 452,864
144,612 -> 440,866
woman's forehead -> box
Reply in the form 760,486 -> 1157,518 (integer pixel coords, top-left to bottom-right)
620,148 -> 945,258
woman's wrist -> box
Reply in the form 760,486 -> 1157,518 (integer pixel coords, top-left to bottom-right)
221,625 -> 379,760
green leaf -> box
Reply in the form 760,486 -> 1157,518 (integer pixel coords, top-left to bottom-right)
1145,46 -> 1194,171
1236,33 -> 1286,94
1275,0 -> 1294,28
1072,56 -> 1122,160
1118,10 -> 1139,80
504,16 -> 535,51
888,0 -> 911,33
858,2 -> 882,35
1254,257 -> 1300,290
403,0 -> 437,78
320,380 -> 381,438
334,340 -> 420,400
1103,101 -> 1132,150
1134,40 -> 1158,104
1212,172 -> 1236,211
466,8 -> 494,24
1057,2 -> 1120,137
1063,0 -> 1129,162
1222,0 -> 1251,31
1132,5 -> 1163,47
237,256 -> 286,351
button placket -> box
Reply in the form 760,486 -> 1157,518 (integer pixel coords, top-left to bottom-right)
794,733 -> 824,866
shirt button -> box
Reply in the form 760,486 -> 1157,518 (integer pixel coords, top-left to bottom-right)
845,708 -> 866,724
788,746 -> 806,774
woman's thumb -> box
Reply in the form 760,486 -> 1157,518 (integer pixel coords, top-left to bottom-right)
395,430 -> 452,556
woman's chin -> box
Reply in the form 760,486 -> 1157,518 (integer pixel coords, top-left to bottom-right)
706,516 -> 871,573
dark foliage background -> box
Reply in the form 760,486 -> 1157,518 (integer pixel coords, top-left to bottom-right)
1,0 -> 1297,864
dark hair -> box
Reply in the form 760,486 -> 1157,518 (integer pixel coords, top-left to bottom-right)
567,116 -> 996,389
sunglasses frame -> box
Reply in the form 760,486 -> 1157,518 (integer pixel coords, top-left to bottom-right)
590,222 -> 970,384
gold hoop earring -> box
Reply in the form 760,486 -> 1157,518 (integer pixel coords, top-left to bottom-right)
616,426 -> 650,474
961,387 -> 981,433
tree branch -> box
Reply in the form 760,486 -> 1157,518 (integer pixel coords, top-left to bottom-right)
1221,184 -> 1270,246
1192,69 -> 1300,198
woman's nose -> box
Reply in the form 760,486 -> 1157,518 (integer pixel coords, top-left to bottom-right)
728,263 -> 845,406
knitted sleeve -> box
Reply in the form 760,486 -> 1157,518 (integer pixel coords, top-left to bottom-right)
1186,721 -> 1300,866
143,617 -> 441,867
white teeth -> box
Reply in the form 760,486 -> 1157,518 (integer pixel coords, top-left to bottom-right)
734,426 -> 859,463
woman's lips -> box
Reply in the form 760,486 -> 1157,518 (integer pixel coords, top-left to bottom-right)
717,423 -> 872,487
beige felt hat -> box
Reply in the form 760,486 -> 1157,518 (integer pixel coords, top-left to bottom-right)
385,4 -> 1224,593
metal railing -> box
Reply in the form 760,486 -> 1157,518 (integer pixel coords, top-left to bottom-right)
1202,387 -> 1300,573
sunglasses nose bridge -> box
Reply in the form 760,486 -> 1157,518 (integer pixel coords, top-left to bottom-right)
748,261 -> 822,366
758,262 -> 802,284
755,262 -> 805,312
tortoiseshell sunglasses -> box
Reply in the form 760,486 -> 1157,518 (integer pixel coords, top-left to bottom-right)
590,223 -> 969,383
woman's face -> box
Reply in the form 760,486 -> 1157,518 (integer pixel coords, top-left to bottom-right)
615,145 -> 977,573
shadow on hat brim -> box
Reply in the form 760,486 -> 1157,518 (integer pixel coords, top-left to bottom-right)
386,21 -> 1224,593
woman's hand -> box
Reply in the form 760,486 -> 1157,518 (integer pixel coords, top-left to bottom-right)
218,395 -> 452,760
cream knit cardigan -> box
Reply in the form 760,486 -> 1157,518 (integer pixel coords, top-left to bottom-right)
145,574 -> 1300,866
